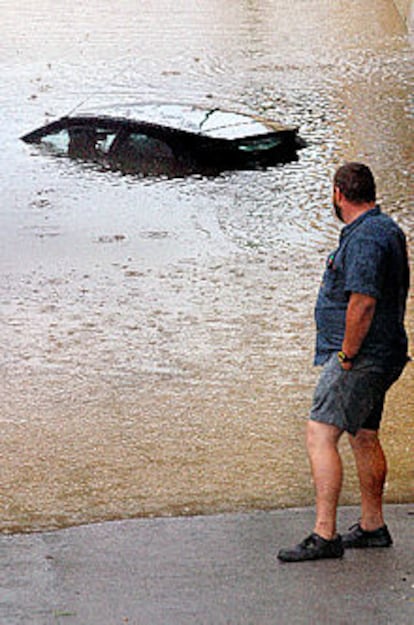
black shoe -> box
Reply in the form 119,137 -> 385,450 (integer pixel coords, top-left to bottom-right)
277,533 -> 344,562
342,523 -> 392,548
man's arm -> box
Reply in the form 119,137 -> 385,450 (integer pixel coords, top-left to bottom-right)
340,292 -> 377,369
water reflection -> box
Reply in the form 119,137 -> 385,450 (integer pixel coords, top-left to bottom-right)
0,0 -> 413,533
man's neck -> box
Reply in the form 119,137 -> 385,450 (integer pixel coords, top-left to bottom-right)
343,202 -> 376,225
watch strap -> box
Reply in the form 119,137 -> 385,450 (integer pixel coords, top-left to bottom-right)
337,350 -> 355,364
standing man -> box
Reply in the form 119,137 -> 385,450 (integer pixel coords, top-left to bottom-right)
278,162 -> 410,562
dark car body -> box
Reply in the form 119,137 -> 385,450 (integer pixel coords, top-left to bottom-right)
21,102 -> 304,176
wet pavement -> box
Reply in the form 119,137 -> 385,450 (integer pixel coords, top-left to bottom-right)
1,504 -> 413,625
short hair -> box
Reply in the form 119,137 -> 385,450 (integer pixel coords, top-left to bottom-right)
333,162 -> 376,204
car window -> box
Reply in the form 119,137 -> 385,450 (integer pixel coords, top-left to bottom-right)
238,136 -> 282,153
39,128 -> 70,154
38,125 -> 118,159
111,132 -> 176,174
116,133 -> 174,160
95,129 -> 118,153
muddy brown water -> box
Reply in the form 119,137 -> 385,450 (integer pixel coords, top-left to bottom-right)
0,0 -> 413,533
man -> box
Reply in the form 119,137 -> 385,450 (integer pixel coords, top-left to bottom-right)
278,162 -> 410,562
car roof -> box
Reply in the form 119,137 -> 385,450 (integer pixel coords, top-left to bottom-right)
70,100 -> 296,141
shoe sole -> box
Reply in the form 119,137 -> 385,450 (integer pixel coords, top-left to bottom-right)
342,542 -> 392,549
278,551 -> 344,562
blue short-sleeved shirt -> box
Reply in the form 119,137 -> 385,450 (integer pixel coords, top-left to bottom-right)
314,206 -> 409,367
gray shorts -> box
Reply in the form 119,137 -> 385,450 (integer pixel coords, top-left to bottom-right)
309,354 -> 405,435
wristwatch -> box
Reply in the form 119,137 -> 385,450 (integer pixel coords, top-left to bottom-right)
337,350 -> 355,364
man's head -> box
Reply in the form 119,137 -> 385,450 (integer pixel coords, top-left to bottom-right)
333,162 -> 376,223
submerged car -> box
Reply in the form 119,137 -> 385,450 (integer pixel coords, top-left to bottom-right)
21,101 -> 305,176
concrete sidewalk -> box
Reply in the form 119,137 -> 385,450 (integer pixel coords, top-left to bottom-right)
1,505 -> 413,625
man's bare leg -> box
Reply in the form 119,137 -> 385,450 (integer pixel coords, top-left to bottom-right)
348,429 -> 387,530
306,420 -> 343,540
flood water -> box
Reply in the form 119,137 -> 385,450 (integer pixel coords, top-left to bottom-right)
0,0 -> 413,533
